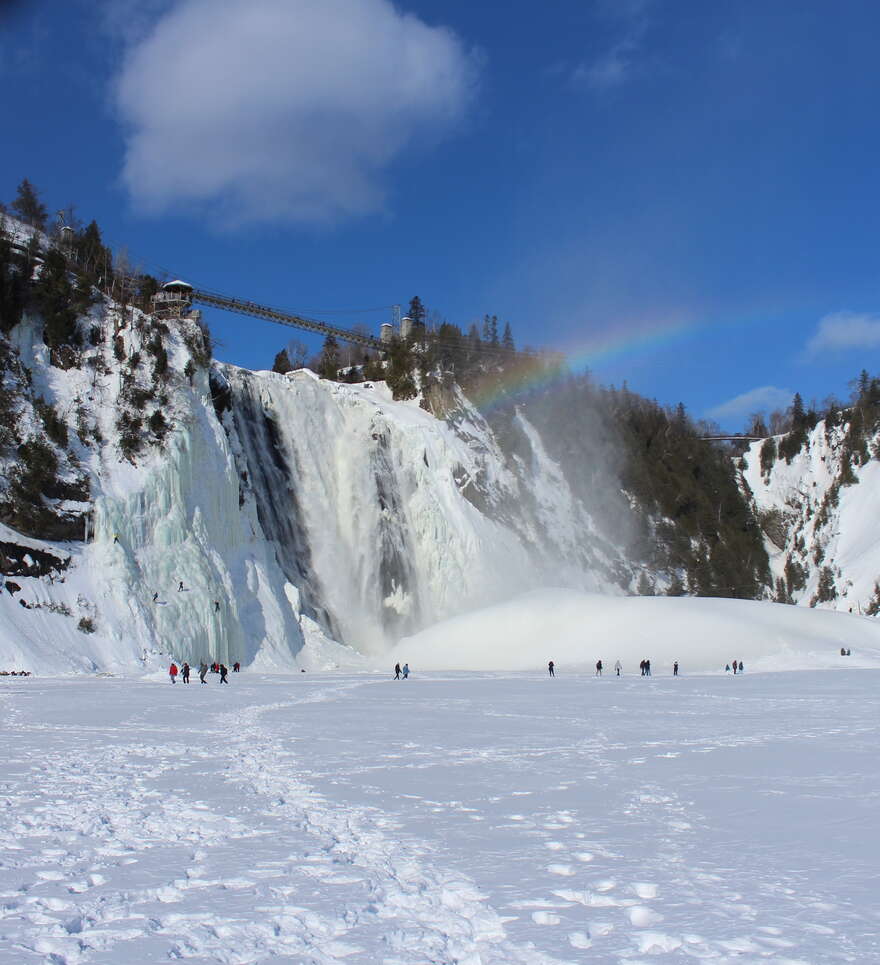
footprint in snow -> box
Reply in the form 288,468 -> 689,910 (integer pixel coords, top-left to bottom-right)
532,911 -> 560,925
634,931 -> 682,954
547,864 -> 576,877
628,905 -> 664,927
631,882 -> 659,899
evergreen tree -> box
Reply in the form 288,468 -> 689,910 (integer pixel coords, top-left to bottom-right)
317,335 -> 340,380
385,336 -> 417,400
502,321 -> 515,353
759,436 -> 777,475
865,581 -> 880,617
666,574 -> 686,596
790,392 -> 806,429
814,565 -> 837,604
407,295 -> 426,326
32,248 -> 81,350
672,402 -> 688,434
272,348 -> 292,374
481,314 -> 499,347
0,219 -> 28,333
11,178 -> 48,230
137,274 -> 160,309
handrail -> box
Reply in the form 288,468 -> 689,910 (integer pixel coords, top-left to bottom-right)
189,288 -> 384,349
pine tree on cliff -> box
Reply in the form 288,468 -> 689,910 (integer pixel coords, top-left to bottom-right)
482,314 -> 499,346
318,335 -> 340,380
74,220 -> 112,280
272,348 -> 292,374
790,392 -> 806,429
407,295 -> 426,326
502,322 -> 515,353
11,178 -> 48,230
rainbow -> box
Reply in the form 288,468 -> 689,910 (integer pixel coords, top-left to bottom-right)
469,314 -> 700,414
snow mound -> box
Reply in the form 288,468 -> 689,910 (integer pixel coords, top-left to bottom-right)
390,589 -> 880,672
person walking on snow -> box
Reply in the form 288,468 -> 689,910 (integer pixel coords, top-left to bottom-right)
214,600 -> 220,612
394,663 -> 401,679
182,662 -> 190,684
199,662 -> 208,684
673,661 -> 679,676
645,659 -> 652,676
233,662 -> 240,672
219,664 -> 229,684
595,660 -> 603,676
152,592 -> 159,603
402,663 -> 409,679
732,659 -> 738,674
178,581 -> 184,592
548,660 -> 555,677
169,662 -> 178,684
614,660 -> 622,676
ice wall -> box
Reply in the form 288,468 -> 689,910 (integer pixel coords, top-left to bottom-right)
2,288 -> 622,671
222,369 -> 561,651
89,386 -> 306,668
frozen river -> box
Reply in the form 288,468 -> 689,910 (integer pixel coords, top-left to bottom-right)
1,668 -> 878,963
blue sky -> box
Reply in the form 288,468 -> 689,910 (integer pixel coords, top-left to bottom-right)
3,0 -> 880,428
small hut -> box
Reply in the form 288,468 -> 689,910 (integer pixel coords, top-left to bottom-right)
151,280 -> 193,317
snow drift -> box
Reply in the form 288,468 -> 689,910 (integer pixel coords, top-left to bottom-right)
390,588 -> 880,672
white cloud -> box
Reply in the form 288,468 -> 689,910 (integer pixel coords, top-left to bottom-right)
706,386 -> 794,423
113,0 -> 479,226
803,311 -> 880,358
573,37 -> 639,91
572,0 -> 650,92
98,0 -> 174,45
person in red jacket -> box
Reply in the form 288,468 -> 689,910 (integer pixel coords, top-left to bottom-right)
169,662 -> 178,684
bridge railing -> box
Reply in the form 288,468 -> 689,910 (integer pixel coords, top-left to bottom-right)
189,288 -> 384,349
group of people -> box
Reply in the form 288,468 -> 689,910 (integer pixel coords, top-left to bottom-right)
393,663 -> 410,679
151,584 -> 222,613
726,660 -> 745,674
169,661 -> 240,684
111,534 -> 222,614
548,659 -> 680,677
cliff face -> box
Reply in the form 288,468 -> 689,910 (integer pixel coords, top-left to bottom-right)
741,419 -> 880,614
0,287 -> 632,671
11,219 -> 876,673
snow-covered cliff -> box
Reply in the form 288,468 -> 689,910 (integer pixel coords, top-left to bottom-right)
0,287 -> 624,672
5,213 -> 876,675
741,418 -> 880,613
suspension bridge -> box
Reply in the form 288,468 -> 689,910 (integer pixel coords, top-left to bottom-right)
151,280 -> 544,359
154,281 -> 387,349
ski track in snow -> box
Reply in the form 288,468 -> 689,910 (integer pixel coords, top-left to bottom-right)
1,671 -> 879,963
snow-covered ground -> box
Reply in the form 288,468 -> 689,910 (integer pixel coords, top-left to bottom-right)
392,589 -> 880,673
2,668 -> 878,963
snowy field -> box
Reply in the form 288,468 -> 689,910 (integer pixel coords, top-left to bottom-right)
2,669 -> 878,964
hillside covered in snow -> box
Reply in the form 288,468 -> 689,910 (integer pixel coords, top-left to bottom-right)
740,388 -> 880,616
2,208 -> 880,674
